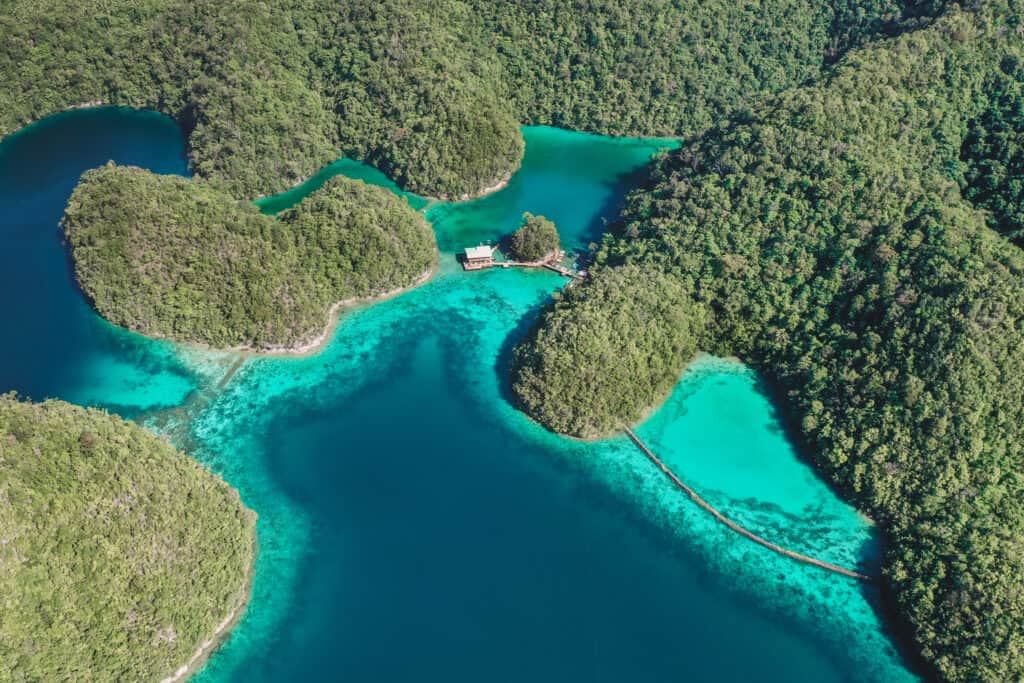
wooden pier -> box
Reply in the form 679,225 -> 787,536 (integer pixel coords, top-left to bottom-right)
623,426 -> 873,582
460,247 -> 584,279
541,262 -> 585,279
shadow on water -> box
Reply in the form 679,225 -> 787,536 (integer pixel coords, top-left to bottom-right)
492,290 -> 554,413
489,147 -> 665,412
579,164 -> 659,250
0,105 -> 197,409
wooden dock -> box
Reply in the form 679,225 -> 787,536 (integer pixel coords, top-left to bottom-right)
542,262 -> 585,279
623,426 -> 873,582
461,248 -> 584,278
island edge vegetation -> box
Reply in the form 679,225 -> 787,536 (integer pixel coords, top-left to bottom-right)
2,0 -> 1022,681
0,0 -> 919,199
63,164 -> 436,351
506,213 -> 561,262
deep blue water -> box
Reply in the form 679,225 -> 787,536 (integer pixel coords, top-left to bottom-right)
0,107 -> 194,413
0,107 -> 916,682
237,339 -> 840,681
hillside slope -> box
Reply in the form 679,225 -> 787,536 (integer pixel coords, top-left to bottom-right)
0,0 -> 919,198
513,3 -> 1024,680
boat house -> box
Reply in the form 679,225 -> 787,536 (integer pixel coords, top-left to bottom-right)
463,245 -> 495,270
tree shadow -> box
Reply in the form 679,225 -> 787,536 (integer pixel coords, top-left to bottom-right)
577,158 -> 668,253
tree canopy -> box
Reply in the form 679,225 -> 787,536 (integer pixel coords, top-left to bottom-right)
0,394 -> 255,681
63,164 -> 436,350
962,56 -> 1024,244
5,0 -> 925,355
5,0 -> 1021,680
0,0 -> 919,199
507,213 -> 560,262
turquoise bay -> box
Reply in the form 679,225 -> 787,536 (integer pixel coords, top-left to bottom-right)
0,107 -> 916,681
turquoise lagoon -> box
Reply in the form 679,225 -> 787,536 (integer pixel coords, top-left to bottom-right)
0,107 -> 917,682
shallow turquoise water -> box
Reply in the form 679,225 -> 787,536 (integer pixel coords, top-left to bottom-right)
424,128 -> 678,253
0,107 -> 917,682
254,157 -> 429,214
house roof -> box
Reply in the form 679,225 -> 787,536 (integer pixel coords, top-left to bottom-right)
464,245 -> 493,259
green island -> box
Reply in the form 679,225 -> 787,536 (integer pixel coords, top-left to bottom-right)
513,3 -> 1024,680
506,214 -> 561,262
17,0 -> 917,347
63,164 -> 436,351
0,394 -> 255,682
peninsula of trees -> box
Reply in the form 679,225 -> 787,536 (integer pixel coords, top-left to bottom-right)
513,3 -> 1024,680
0,394 -> 255,681
7,0 -> 915,350
63,165 -> 435,351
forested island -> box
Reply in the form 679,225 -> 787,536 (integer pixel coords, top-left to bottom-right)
507,214 -> 560,262
0,395 -> 255,682
10,0 -> 916,349
513,3 -> 1024,680
63,165 -> 435,351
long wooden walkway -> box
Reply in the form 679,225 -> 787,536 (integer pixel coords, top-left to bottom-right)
623,427 -> 873,582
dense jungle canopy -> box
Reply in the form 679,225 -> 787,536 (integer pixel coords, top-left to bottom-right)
0,0 -> 922,199
507,213 -> 561,261
4,0 -> 1024,680
0,395 -> 256,681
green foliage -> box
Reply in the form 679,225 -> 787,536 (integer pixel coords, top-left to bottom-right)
513,3 -> 1024,680
0,0 -> 917,199
0,394 -> 255,682
480,0 -> 911,135
1,0 -> 1005,679
2,0 -> 926,356
962,56 -> 1024,242
507,213 -> 560,262
513,266 -> 705,438
62,164 -> 435,350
